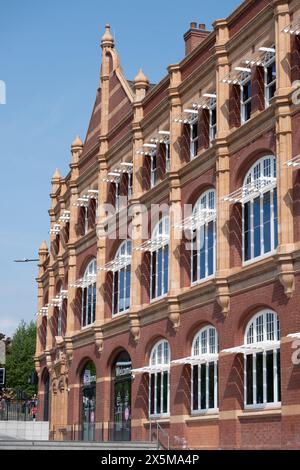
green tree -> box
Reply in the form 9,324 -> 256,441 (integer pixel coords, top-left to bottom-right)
5,320 -> 37,397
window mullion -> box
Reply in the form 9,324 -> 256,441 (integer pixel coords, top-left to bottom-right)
250,201 -> 254,260
274,349 -> 278,403
214,361 -> 218,409
260,194 -> 264,255
198,365 -> 201,411
205,222 -> 208,278
206,362 -> 209,410
270,189 -> 275,251
154,373 -> 157,415
244,354 -> 247,407
242,204 -> 245,262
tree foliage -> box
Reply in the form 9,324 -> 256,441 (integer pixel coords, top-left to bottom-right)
5,320 -> 37,397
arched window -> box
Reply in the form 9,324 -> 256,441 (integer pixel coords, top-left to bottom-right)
81,259 -> 97,328
191,189 -> 216,283
243,156 -> 278,262
151,217 -> 169,300
191,326 -> 219,413
245,310 -> 281,407
149,340 -> 170,417
113,241 -> 131,316
81,362 -> 96,442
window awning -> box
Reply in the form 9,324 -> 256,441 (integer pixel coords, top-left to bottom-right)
222,177 -> 277,204
174,208 -> 216,231
221,67 -> 251,85
150,130 -> 170,145
131,365 -> 170,374
173,108 -> 198,124
192,93 -> 217,110
73,190 -> 98,207
135,235 -> 169,253
287,332 -> 300,340
171,353 -> 219,366
98,255 -> 131,273
283,18 -> 300,35
59,210 -> 70,223
285,155 -> 300,168
49,290 -> 68,307
36,305 -> 49,317
136,143 -> 157,157
243,47 -> 275,68
50,224 -> 61,234
222,340 -> 280,355
70,274 -> 97,289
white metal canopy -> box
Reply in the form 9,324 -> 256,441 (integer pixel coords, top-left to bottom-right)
135,234 -> 169,253
59,210 -> 70,223
222,340 -> 280,355
70,274 -> 97,289
174,208 -> 216,231
50,223 -> 61,234
49,290 -> 68,307
283,18 -> 300,35
131,365 -> 170,374
173,108 -> 199,124
36,305 -> 49,317
285,155 -> 300,168
223,177 -> 277,204
192,93 -> 217,110
98,255 -> 131,273
171,353 -> 219,366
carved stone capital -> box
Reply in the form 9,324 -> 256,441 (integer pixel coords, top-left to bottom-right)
277,253 -> 295,299
130,314 -> 141,343
94,326 -> 104,354
215,278 -> 230,315
168,297 -> 181,331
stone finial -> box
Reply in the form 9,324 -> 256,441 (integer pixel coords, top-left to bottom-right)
52,168 -> 61,182
39,240 -> 48,255
134,68 -> 149,89
101,24 -> 114,48
71,135 -> 83,149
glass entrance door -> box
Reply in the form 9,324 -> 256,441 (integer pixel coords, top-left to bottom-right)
82,385 -> 96,442
113,357 -> 132,441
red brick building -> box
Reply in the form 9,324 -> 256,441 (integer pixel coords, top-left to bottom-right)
35,0 -> 300,449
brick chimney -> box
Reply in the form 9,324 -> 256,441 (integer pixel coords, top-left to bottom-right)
184,23 -> 210,56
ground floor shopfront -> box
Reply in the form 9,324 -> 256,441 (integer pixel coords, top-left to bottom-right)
36,275 -> 300,449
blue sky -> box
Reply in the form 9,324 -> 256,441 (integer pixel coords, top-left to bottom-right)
0,0 -> 241,337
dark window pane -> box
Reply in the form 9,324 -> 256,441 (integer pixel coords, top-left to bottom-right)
193,366 -> 199,411
244,202 -> 251,261
157,248 -> 163,298
277,351 -> 281,402
200,226 -> 206,279
266,350 -> 274,403
254,197 -> 261,258
273,189 -> 278,249
150,374 -> 155,415
82,287 -> 87,326
263,191 -> 271,253
125,267 -> 131,310
156,373 -> 161,414
119,268 -> 125,312
207,221 -> 214,276
163,245 -> 169,295
92,284 -> 96,322
163,372 -> 168,413
209,362 -> 215,409
192,231 -> 198,283
113,271 -> 119,315
151,251 -> 156,299
256,353 -> 264,404
246,355 -> 253,405
200,364 -> 206,409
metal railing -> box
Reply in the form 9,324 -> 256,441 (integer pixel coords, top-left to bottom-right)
0,400 -> 35,421
149,420 -> 170,450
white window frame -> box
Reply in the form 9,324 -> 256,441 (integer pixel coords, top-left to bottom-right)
150,217 -> 169,301
191,189 -> 216,285
190,118 -> 199,160
112,240 -> 132,317
149,340 -> 170,419
128,171 -> 133,198
240,72 -> 252,124
83,206 -> 89,235
242,156 -> 278,264
81,259 -> 97,328
244,310 -> 281,410
115,181 -> 120,212
191,326 -> 219,415
264,51 -> 276,107
209,98 -> 217,145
